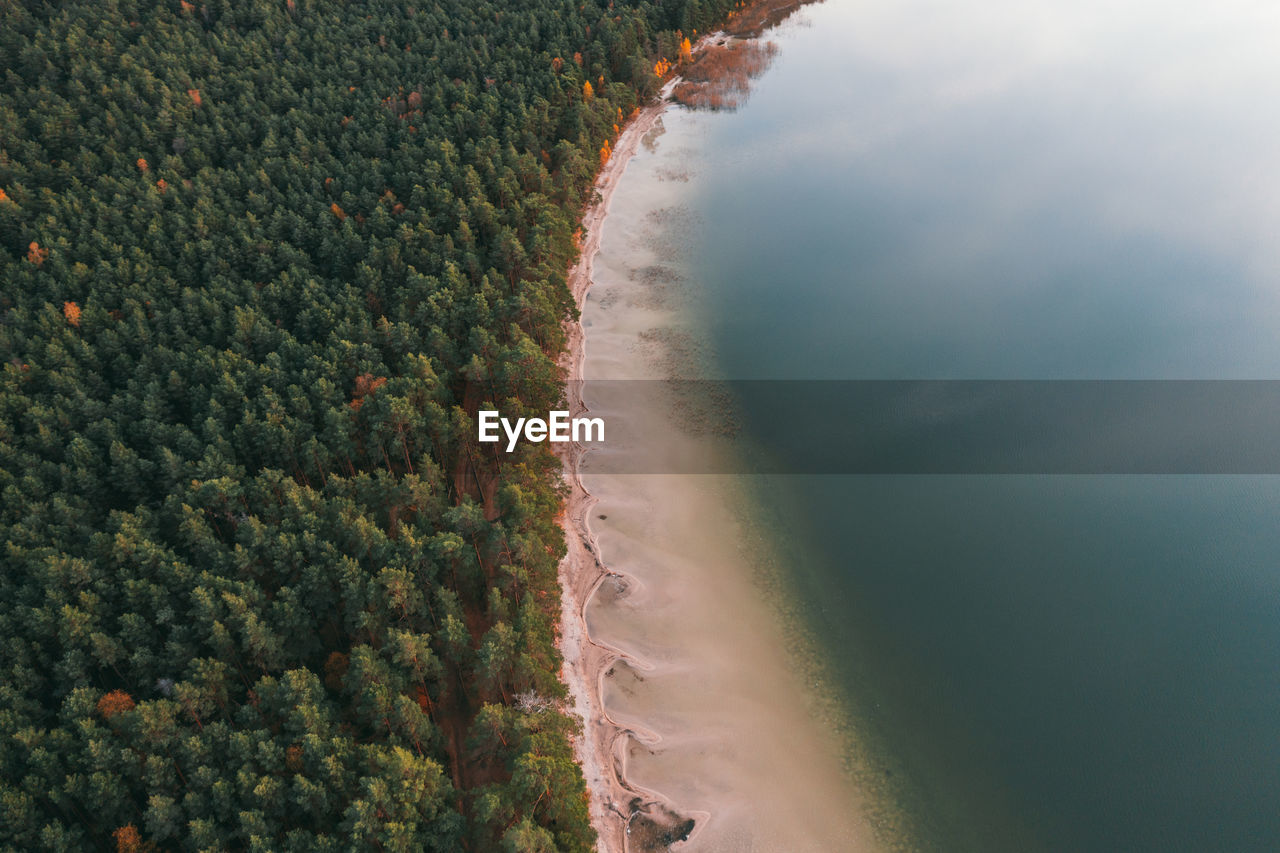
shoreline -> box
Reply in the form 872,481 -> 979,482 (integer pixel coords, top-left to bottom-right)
555,10 -> 882,850
556,68 -> 690,853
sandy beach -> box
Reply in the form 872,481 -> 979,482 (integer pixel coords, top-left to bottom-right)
556,20 -> 886,852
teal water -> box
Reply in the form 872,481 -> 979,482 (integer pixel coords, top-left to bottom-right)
655,1 -> 1280,849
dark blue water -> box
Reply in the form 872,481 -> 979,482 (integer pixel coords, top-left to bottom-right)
670,1 -> 1280,849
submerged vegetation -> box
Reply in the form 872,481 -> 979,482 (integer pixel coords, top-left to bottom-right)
670,0 -> 818,111
671,39 -> 780,111
0,0 -> 745,849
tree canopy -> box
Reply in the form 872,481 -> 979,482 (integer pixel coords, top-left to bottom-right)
0,0 -> 740,849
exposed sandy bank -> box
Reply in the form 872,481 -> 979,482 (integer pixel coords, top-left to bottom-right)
556,11 -> 886,851
556,69 -> 686,852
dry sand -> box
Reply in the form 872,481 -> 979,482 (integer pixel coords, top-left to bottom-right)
556,27 -> 886,853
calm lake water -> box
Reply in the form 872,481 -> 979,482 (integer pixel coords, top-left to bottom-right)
648,0 -> 1280,849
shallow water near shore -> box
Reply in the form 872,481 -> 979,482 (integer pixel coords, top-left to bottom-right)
576,94 -> 894,846
642,0 -> 1280,850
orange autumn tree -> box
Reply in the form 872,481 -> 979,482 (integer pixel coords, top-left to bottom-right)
136,157 -> 148,172
97,690 -> 135,718
26,242 -> 47,265
680,36 -> 693,62
63,301 -> 81,326
582,80 -> 593,101
113,824 -> 143,853
349,373 -> 386,410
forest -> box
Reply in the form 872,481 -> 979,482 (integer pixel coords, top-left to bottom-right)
0,0 -> 741,849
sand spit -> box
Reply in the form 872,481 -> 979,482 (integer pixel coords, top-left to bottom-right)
556,6 -> 881,852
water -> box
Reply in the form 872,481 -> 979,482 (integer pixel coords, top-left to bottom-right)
641,1 -> 1280,849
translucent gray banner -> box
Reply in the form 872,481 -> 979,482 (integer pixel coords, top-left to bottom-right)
545,380 -> 1280,474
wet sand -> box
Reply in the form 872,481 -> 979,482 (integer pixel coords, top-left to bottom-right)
556,34 -> 886,849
